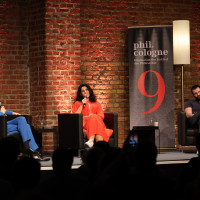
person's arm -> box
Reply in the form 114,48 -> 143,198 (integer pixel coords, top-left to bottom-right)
5,110 -> 14,115
72,100 -> 87,114
0,106 -> 21,116
75,104 -> 84,114
12,112 -> 21,115
0,106 -> 7,116
0,112 -> 4,116
0,106 -> 13,116
185,107 -> 194,118
0,107 -> 5,116
96,102 -> 104,120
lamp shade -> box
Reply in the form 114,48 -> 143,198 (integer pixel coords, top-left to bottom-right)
173,20 -> 190,65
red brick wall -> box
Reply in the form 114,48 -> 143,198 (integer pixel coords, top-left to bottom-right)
80,1 -> 131,146
28,0 -> 46,129
43,0 -> 81,152
0,0 -> 29,113
28,0 -> 82,152
1,0 -> 200,152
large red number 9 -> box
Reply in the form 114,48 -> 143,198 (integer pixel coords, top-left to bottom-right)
138,70 -> 165,114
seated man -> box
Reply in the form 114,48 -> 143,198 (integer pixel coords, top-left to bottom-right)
0,105 -> 49,161
185,85 -> 200,152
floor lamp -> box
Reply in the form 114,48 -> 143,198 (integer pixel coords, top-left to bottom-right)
173,20 -> 190,111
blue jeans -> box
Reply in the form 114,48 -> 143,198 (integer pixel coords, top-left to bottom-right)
7,116 -> 39,151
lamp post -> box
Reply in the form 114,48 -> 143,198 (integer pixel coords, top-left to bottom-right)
173,20 -> 190,111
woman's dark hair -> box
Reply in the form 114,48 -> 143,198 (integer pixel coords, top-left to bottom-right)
75,84 -> 96,102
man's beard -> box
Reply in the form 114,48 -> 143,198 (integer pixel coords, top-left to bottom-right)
195,96 -> 200,102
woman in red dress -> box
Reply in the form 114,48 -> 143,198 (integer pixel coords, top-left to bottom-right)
72,84 -> 113,148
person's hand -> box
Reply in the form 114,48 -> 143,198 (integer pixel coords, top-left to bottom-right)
82,98 -> 87,106
12,112 -> 21,115
0,106 -> 6,114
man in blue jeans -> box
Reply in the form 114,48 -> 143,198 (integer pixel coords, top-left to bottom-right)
0,105 -> 49,161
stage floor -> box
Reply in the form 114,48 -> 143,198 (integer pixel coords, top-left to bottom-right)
40,150 -> 198,171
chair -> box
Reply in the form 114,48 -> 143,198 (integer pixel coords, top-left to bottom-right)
178,111 -> 197,150
58,113 -> 118,150
0,115 -> 32,151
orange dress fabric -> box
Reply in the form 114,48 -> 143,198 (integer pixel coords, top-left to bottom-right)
72,101 -> 113,142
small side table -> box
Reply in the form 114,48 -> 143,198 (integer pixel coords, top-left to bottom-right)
132,126 -> 160,153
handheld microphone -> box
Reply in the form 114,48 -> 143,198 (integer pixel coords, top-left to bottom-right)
83,94 -> 87,107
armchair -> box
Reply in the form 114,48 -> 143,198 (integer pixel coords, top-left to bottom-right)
0,115 -> 32,151
58,112 -> 118,150
178,111 -> 196,149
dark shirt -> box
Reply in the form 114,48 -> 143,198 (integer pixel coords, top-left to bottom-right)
185,100 -> 200,114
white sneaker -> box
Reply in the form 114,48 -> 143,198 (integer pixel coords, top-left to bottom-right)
84,141 -> 94,149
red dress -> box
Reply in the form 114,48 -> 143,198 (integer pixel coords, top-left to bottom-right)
72,101 -> 113,142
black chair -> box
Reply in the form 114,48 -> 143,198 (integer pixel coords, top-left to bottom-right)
58,113 -> 118,151
178,111 -> 197,150
0,115 -> 32,151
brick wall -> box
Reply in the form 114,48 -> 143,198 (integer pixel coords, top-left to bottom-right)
28,0 -> 82,153
0,0 -> 200,152
44,0 -> 81,152
28,0 -> 46,128
0,0 -> 30,113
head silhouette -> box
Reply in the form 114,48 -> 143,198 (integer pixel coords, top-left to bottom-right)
52,148 -> 74,174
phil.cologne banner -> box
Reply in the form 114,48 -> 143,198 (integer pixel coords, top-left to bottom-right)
128,25 -> 174,148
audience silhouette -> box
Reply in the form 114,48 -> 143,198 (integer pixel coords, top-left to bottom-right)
0,136 -> 20,180
36,147 -> 90,199
52,147 -> 74,174
1,132 -> 200,200
11,156 -> 41,195
178,154 -> 200,200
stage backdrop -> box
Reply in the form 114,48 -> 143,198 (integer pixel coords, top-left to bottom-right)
128,25 -> 175,148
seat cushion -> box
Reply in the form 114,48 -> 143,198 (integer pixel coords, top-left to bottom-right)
186,129 -> 198,136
